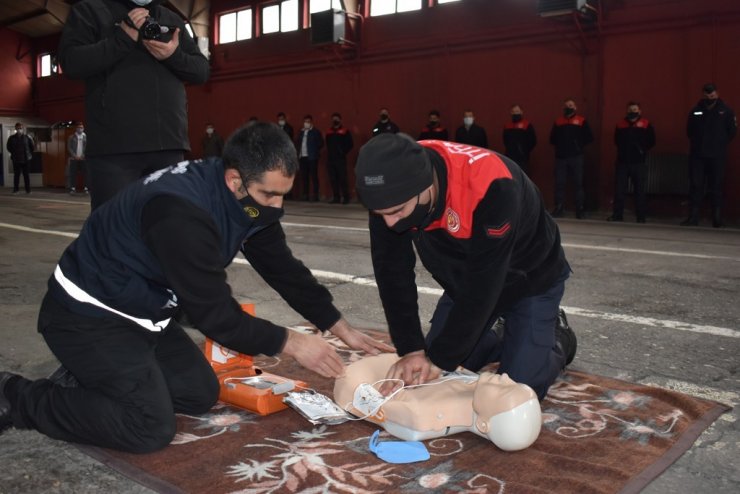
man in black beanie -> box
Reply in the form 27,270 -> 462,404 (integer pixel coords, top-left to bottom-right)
355,133 -> 576,401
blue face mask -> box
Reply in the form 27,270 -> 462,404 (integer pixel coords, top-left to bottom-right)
131,0 -> 152,5
368,430 -> 429,464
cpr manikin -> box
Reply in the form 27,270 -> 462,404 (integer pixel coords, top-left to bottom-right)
333,353 -> 541,451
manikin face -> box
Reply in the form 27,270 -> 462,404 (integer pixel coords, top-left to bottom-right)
627,105 -> 641,119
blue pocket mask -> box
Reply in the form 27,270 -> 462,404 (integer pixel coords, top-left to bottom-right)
368,430 -> 430,464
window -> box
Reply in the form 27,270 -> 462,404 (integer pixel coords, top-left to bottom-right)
370,0 -> 422,17
219,8 -> 252,44
310,0 -> 344,13
38,53 -> 59,78
263,0 -> 299,34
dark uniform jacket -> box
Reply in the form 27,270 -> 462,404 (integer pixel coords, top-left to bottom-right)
369,140 -> 567,371
58,0 -> 209,157
48,159 -> 341,357
371,120 -> 400,137
503,120 -> 537,164
418,125 -> 449,141
202,133 -> 224,158
614,117 -> 656,164
549,115 -> 594,159
686,99 -> 737,158
325,126 -> 354,161
455,124 -> 489,149
6,132 -> 34,163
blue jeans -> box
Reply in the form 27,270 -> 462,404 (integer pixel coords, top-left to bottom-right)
427,266 -> 570,400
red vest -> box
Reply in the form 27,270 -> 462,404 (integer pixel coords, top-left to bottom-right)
419,140 -> 512,240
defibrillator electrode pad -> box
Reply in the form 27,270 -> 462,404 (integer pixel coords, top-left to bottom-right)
283,390 -> 352,425
368,430 -> 430,464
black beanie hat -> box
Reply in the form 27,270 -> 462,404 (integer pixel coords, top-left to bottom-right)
355,133 -> 434,210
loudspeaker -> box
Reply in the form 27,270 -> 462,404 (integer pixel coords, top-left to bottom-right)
311,9 -> 346,45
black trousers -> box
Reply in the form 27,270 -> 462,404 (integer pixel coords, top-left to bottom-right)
688,156 -> 726,212
12,160 -> 30,193
299,157 -> 319,200
612,161 -> 647,220
327,158 -> 349,200
427,266 -> 570,401
67,159 -> 87,191
86,150 -> 183,210
554,155 -> 584,211
11,294 -> 219,453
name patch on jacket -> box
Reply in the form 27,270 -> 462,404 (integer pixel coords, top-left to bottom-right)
485,222 -> 511,238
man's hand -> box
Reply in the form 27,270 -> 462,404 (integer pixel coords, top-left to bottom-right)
143,28 -> 180,61
281,329 -> 345,379
120,7 -> 149,42
379,350 -> 441,396
328,318 -> 395,355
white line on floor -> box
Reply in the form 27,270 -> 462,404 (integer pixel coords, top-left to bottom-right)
280,222 -> 739,262
2,220 -> 738,338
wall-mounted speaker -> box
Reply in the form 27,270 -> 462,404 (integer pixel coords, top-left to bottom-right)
311,9 -> 346,45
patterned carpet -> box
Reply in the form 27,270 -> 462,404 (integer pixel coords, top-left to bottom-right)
79,330 -> 730,494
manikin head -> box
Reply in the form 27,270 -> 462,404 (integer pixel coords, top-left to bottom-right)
472,373 -> 541,451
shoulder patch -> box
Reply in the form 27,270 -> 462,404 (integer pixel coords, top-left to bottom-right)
485,222 -> 511,238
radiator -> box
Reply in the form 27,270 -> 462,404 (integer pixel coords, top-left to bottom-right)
627,153 -> 689,195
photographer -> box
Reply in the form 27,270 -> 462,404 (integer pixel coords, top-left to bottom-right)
58,0 -> 209,210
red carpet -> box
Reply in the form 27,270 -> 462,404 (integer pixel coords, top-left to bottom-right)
79,331 -> 730,494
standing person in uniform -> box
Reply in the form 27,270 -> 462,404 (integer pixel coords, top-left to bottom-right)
353,133 -> 576,401
0,123 -> 393,453
67,122 -> 88,194
325,113 -> 354,204
201,123 -> 224,158
549,99 -> 594,219
503,105 -> 537,175
58,0 -> 209,210
277,112 -> 294,140
418,110 -> 448,141
607,102 -> 656,223
455,110 -> 488,149
295,115 -> 323,201
6,123 -> 35,194
371,108 -> 400,138
683,83 -> 737,227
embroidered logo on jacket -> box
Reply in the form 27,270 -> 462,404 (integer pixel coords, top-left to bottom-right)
446,208 -> 460,233
486,222 -> 511,238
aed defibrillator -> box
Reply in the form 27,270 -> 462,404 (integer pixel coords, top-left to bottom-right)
204,304 -> 307,416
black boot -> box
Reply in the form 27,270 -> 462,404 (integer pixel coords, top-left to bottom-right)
712,208 -> 723,228
680,208 -> 699,226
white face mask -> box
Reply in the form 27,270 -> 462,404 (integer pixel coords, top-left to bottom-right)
131,0 -> 152,6
206,128 -> 214,135
278,119 -> 286,126
16,128 -> 24,134
463,117 -> 474,126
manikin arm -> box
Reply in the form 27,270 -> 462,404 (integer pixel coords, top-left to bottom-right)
333,353 -> 542,451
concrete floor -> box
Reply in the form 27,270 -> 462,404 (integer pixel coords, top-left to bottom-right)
0,189 -> 738,493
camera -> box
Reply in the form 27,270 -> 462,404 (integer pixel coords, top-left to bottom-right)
140,16 -> 176,41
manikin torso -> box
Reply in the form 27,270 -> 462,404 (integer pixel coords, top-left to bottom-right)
333,353 -> 541,451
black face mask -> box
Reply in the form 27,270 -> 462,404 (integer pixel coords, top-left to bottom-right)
390,194 -> 432,233
511,114 -> 523,123
563,108 -> 576,118
626,112 -> 639,120
238,194 -> 284,226
380,115 -> 389,122
332,120 -> 341,127
704,98 -> 717,108
428,121 -> 439,128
